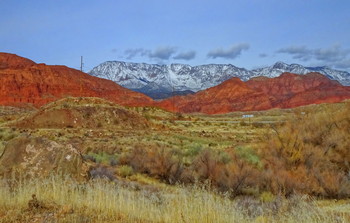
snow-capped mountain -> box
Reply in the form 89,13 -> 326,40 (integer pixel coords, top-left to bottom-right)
252,62 -> 350,85
89,61 -> 350,99
89,61 -> 254,99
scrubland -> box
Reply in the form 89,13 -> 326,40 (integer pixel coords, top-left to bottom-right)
0,98 -> 349,222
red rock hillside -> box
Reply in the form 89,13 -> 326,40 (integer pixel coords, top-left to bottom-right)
158,77 -> 273,114
246,72 -> 350,109
0,53 -> 153,107
158,73 -> 350,114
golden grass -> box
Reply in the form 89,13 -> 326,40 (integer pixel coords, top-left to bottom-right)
0,175 -> 348,223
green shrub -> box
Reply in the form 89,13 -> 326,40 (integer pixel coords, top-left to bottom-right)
184,144 -> 203,157
86,152 -> 117,165
0,129 -> 17,141
235,146 -> 260,166
218,151 -> 231,164
260,191 -> 275,203
118,165 -> 134,177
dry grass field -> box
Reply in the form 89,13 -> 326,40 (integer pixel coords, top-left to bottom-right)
1,176 -> 349,223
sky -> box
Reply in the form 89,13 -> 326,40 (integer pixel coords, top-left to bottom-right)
1,0 -> 350,72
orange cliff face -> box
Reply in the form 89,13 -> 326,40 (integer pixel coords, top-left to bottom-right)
0,53 -> 153,107
158,73 -> 350,114
158,77 -> 273,114
246,72 -> 350,108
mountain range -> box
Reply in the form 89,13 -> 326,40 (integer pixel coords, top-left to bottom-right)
89,61 -> 350,99
1,52 -> 350,114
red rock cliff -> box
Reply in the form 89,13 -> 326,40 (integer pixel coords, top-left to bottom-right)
0,53 -> 153,107
246,72 -> 350,108
158,72 -> 350,114
158,77 -> 272,114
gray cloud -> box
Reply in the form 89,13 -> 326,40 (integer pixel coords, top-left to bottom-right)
277,46 -> 312,61
334,58 -> 350,70
124,46 -> 195,61
124,48 -> 149,60
277,45 -> 350,68
259,53 -> 268,58
313,45 -> 350,62
149,46 -> 177,60
173,50 -> 196,60
207,43 -> 250,59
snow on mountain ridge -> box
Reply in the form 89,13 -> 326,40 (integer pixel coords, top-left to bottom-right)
89,61 -> 350,99
253,62 -> 350,85
89,61 -> 253,92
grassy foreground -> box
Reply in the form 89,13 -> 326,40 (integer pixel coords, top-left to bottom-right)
0,175 -> 349,223
1,99 -> 350,222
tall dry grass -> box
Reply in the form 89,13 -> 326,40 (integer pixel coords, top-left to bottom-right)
0,175 -> 348,223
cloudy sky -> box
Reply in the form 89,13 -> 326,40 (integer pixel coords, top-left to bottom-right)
1,0 -> 350,72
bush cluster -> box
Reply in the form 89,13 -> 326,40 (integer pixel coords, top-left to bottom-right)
120,103 -> 350,199
259,103 -> 350,198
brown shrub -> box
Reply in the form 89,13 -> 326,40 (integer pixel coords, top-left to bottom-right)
220,156 -> 258,197
259,102 -> 350,198
120,103 -> 350,199
125,146 -> 184,184
192,149 -> 223,182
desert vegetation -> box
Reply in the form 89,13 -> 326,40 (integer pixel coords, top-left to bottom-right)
0,98 -> 349,222
0,175 -> 349,223
94,101 -> 350,199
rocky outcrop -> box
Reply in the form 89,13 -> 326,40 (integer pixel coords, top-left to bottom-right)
0,136 -> 85,178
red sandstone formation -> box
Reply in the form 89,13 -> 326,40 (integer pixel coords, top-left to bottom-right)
0,53 -> 153,107
158,73 -> 350,114
246,72 -> 350,109
0,53 -> 36,69
158,78 -> 272,114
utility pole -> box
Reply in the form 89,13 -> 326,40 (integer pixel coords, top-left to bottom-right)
80,56 -> 83,94
80,56 -> 84,72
